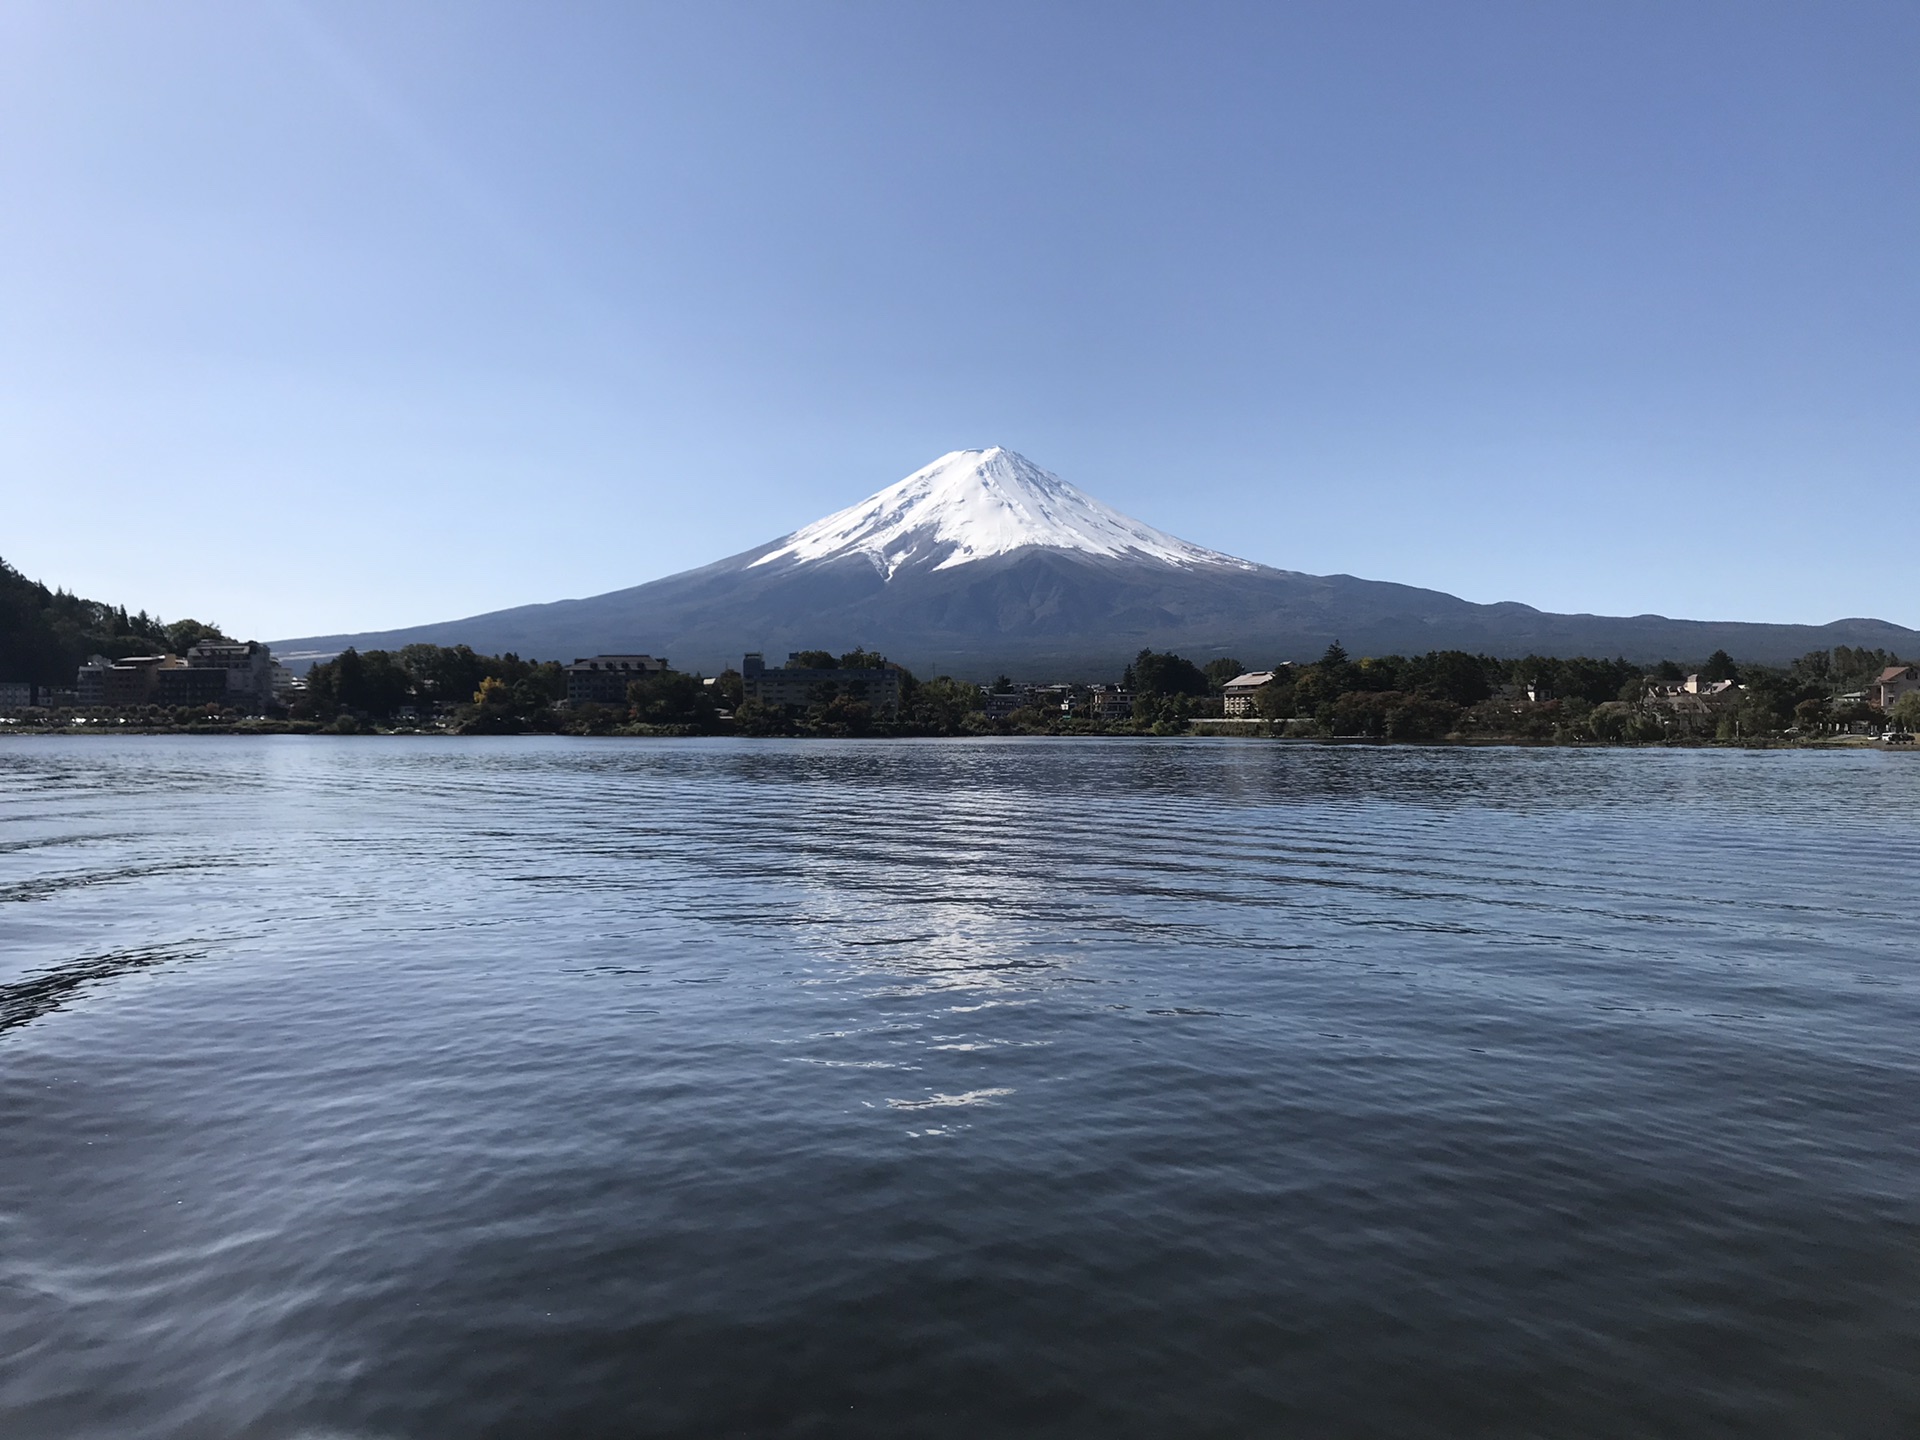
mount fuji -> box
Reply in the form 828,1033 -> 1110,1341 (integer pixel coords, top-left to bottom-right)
275,448 -> 1918,676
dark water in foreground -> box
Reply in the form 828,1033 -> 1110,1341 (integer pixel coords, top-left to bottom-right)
1,737 -> 1917,1438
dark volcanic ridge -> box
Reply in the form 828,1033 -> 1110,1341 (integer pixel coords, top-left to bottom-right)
274,449 -> 1917,676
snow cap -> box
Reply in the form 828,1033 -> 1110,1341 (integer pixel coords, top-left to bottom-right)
751,447 -> 1256,580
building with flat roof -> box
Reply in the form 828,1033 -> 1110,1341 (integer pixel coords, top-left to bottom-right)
0,683 -> 77,711
566,654 -> 669,707
981,689 -> 1031,720
76,654 -> 175,708
74,648 -> 279,710
741,652 -> 902,717
1086,685 -> 1135,722
156,667 -> 231,707
187,640 -> 279,708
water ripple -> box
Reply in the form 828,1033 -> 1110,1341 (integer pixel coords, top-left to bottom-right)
0,736 -> 1917,1438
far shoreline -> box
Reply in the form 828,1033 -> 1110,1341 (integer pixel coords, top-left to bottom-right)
2,723 -> 1911,755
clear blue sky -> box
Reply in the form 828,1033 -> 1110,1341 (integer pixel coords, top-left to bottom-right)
3,0 -> 1915,641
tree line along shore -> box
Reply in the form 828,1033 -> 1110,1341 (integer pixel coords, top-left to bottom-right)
262,640 -> 1920,743
8,638 -> 1916,747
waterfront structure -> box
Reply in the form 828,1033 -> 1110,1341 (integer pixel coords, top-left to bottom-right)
981,689 -> 1030,720
1646,675 -> 1741,706
565,655 -> 669,707
1025,684 -> 1077,715
0,681 -> 77,711
187,640 -> 279,706
74,644 -> 282,710
1221,670 -> 1278,716
1641,676 -> 1745,730
1872,664 -> 1920,711
741,652 -> 902,717
1086,685 -> 1135,722
76,654 -> 175,707
0,682 -> 28,710
156,667 -> 231,706
1684,674 -> 1739,696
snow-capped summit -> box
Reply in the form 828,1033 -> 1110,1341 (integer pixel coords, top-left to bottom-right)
750,447 -> 1258,580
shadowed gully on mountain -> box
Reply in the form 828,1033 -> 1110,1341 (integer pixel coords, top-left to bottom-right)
273,450 -> 1919,675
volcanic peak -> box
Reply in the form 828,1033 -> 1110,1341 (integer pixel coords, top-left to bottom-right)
749,447 -> 1258,581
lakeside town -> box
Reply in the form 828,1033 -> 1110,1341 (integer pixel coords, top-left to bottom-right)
5,634 -> 1917,747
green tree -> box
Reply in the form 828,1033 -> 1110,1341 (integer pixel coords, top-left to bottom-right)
1130,649 -> 1207,698
1131,691 -> 1196,734
789,650 -> 837,669
1562,657 -> 1640,705
1793,697 -> 1831,734
811,694 -> 874,736
1253,675 -> 1296,721
1289,650 -> 1352,716
1312,642 -> 1355,697
626,671 -> 716,728
732,698 -> 789,736
1889,692 -> 1920,730
0,554 -> 214,683
1202,657 -> 1245,691
1827,646 -> 1895,691
1701,649 -> 1739,683
1322,690 -> 1458,740
1348,655 -> 1400,692
1402,650 -> 1493,706
399,643 -> 490,705
903,676 -> 982,734
299,647 -> 414,720
163,617 -> 229,654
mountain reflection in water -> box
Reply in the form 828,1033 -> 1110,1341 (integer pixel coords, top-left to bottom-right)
1,736 -> 1917,1439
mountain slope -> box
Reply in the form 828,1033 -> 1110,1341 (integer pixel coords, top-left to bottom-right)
273,449 -> 1918,675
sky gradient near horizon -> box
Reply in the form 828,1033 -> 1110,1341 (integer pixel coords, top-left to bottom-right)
2,1 -> 1916,643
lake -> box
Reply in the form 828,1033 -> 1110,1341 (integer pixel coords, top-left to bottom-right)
2,736 -> 1917,1438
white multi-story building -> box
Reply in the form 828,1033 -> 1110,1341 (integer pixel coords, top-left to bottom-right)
1221,670 -> 1279,716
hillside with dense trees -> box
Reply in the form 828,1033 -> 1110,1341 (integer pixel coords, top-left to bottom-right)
0,556 -> 227,685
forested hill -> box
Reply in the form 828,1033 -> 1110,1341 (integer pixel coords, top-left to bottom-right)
0,557 -> 226,685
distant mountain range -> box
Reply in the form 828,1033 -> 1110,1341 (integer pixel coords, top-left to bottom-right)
273,448 -> 1918,676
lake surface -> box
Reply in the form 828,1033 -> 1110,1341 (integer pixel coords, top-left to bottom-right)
2,736 -> 1917,1438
